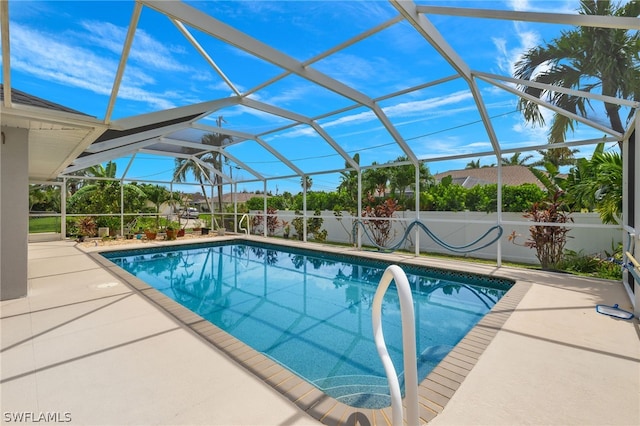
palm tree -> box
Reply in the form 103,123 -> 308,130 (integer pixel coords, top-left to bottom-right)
501,152 -> 534,166
565,143 -> 622,224
388,156 -> 432,201
531,147 -> 578,168
173,116 -> 232,214
465,159 -> 481,169
301,175 -> 313,192
140,184 -> 172,229
338,153 -> 360,207
514,0 -> 639,146
29,185 -> 57,212
362,163 -> 389,197
67,161 -> 147,214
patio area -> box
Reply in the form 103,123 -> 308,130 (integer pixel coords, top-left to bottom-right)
1,238 -> 638,425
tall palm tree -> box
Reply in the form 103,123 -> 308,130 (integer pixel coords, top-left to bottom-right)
514,0 -> 639,146
173,116 -> 232,214
301,175 -> 313,192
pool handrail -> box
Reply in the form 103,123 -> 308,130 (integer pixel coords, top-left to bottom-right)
372,265 -> 419,426
239,214 -> 249,235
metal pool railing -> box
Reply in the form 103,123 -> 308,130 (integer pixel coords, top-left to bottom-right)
239,214 -> 249,235
372,265 -> 419,426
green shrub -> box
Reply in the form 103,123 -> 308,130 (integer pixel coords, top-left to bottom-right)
559,248 -> 623,279
503,184 -> 546,212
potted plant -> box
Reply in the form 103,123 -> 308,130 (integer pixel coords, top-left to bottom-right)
192,219 -> 202,233
201,217 -> 211,235
282,221 -> 290,239
76,216 -> 97,242
217,227 -> 226,236
165,224 -> 177,240
144,227 -> 158,240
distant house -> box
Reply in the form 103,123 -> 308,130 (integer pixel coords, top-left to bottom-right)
433,165 -> 546,189
212,192 -> 264,207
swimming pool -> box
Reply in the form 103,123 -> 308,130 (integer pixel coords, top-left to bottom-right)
102,240 -> 512,409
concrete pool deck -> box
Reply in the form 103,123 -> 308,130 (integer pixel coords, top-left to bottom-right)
1,238 -> 638,425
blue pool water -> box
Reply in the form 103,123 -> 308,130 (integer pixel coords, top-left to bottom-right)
103,240 -> 512,408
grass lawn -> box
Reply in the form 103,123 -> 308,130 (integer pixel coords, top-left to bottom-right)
29,216 -> 61,233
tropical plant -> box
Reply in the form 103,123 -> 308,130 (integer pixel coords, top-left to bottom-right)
514,0 -> 640,146
362,163 -> 389,196
428,175 -> 467,211
67,162 -> 147,215
337,153 -> 360,209
501,152 -> 533,166
301,175 -> 313,192
559,243 -> 622,279
361,195 -> 400,248
528,162 -> 567,194
140,184 -> 173,229
76,216 -> 97,238
565,143 -> 622,223
387,156 -> 432,203
173,116 -> 232,214
29,185 -> 60,212
510,190 -> 573,270
265,207 -> 280,236
291,211 -> 304,240
307,209 -> 327,242
531,147 -> 578,168
291,209 -> 326,241
465,159 -> 481,169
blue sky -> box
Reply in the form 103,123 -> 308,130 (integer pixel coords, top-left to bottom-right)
4,0 -> 624,195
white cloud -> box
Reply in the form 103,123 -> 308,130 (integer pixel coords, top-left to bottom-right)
492,22 -> 541,76
11,23 -> 119,94
383,91 -> 473,117
505,0 -> 578,13
267,89 -> 476,142
9,22 -> 187,111
79,21 -> 191,72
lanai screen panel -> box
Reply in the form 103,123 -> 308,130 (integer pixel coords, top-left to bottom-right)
419,5 -> 575,74
191,1 -> 387,62
262,125 -> 350,175
223,139 -> 301,180
313,21 -> 460,100
178,24 -> 289,94
195,105 -> 297,137
375,79 -> 491,163
249,74 -> 357,119
314,106 -> 408,168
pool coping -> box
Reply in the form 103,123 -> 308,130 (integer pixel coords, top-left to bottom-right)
88,236 -> 531,425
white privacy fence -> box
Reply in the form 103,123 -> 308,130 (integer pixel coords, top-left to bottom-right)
251,210 -> 622,265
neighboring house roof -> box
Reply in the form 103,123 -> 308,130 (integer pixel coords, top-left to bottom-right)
433,165 -> 545,189
213,192 -> 266,204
